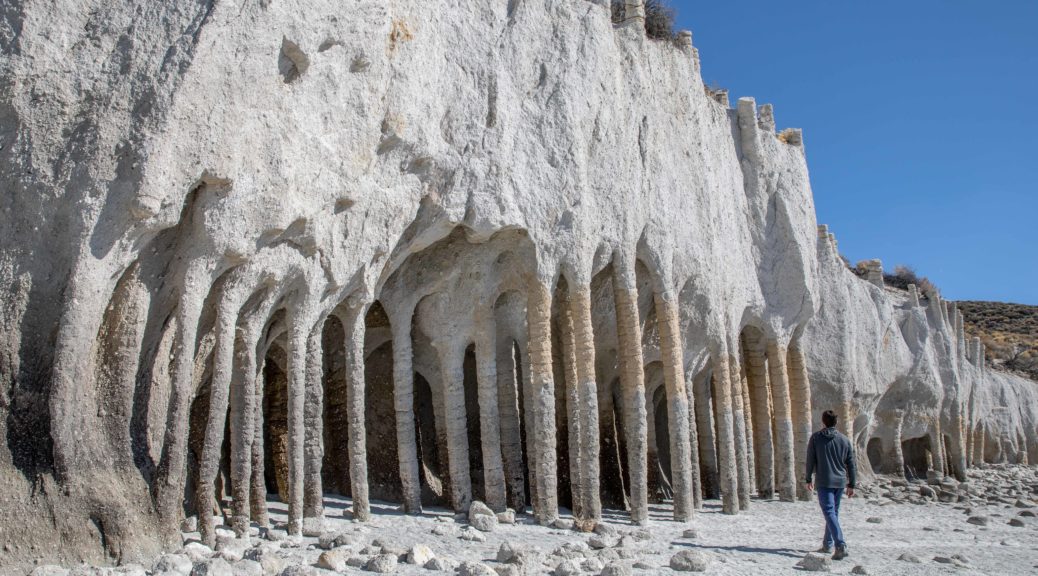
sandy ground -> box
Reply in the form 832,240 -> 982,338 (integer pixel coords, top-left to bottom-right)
31,465 -> 1038,575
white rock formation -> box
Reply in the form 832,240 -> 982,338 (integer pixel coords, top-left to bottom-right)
0,0 -> 1034,571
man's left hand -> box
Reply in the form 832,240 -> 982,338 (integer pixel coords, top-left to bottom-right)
846,487 -> 855,498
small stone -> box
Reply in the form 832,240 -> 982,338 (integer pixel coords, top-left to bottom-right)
364,554 -> 398,573
29,566 -> 70,576
425,557 -> 452,571
181,516 -> 199,533
407,544 -> 435,565
584,557 -> 605,572
922,526 -> 938,532
630,529 -> 651,542
278,566 -> 321,576
670,550 -> 711,572
317,549 -> 349,571
897,553 -> 922,563
153,554 -> 194,576
795,553 -> 830,572
432,524 -> 452,536
952,554 -> 971,564
359,544 -> 381,555
593,523 -> 618,537
850,566 -> 868,575
553,559 -> 582,576
1008,518 -> 1025,527
231,560 -> 263,576
919,486 -> 937,499
458,561 -> 498,576
600,562 -> 631,576
497,509 -> 516,524
597,548 -> 621,563
346,556 -> 368,568
181,542 -> 214,563
865,517 -> 882,524
588,534 -> 617,549
469,501 -> 495,521
493,566 -> 521,576
552,519 -> 575,530
681,528 -> 699,539
215,538 -> 249,562
966,516 -> 989,526
190,558 -> 233,576
934,556 -> 954,564
471,513 -> 498,532
301,517 -> 324,537
1019,509 -> 1037,517
631,562 -> 653,570
460,527 -> 487,542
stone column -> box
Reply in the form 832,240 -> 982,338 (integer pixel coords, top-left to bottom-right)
684,369 -> 703,509
249,357 -> 269,527
342,307 -> 371,521
569,287 -> 601,529
711,353 -> 739,514
286,319 -> 308,535
787,344 -> 814,501
476,319 -> 507,512
230,330 -> 257,537
694,374 -> 719,501
612,274 -> 649,524
740,366 -> 756,498
303,321 -> 325,535
518,338 -> 540,513
497,335 -> 526,511
392,320 -> 422,514
743,334 -> 774,499
766,339 -> 796,502
928,420 -> 945,476
558,290 -> 584,519
198,304 -> 237,546
728,355 -> 751,511
526,282 -> 559,524
891,409 -> 905,477
439,344 -> 472,512
655,293 -> 695,521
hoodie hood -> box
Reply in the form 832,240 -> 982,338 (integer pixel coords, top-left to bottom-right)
821,427 -> 838,438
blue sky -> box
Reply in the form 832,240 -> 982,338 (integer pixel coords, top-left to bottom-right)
671,0 -> 1038,305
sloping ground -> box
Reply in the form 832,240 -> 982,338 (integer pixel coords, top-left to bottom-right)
958,301 -> 1038,381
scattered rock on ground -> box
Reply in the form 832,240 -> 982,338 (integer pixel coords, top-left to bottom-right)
796,553 -> 831,572
316,549 -> 348,572
363,554 -> 397,573
966,516 -> 989,526
458,561 -> 498,576
897,553 -> 922,563
670,550 -> 711,572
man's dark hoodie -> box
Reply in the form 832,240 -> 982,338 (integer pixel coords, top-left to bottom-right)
806,426 -> 856,489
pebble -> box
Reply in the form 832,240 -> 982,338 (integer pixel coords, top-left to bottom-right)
795,553 -> 831,572
670,550 -> 711,572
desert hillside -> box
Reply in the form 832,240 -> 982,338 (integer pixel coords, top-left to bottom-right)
958,301 -> 1038,381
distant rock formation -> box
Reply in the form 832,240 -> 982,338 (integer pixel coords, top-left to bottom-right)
1,0 -> 1034,570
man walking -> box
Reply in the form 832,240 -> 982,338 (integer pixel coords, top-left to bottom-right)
805,409 -> 856,560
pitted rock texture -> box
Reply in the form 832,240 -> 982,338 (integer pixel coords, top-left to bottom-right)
1,0 -> 1035,571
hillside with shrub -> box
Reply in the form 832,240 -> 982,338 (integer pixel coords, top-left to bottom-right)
957,300 -> 1038,381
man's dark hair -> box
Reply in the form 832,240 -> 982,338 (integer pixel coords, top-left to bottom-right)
822,410 -> 838,428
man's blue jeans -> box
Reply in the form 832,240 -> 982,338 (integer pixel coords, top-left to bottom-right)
817,487 -> 846,549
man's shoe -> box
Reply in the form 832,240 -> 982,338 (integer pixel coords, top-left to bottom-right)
816,546 -> 833,554
832,546 -> 848,560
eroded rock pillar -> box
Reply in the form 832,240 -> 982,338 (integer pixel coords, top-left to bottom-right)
303,321 -> 326,535
229,330 -> 257,537
612,274 -> 648,524
558,290 -> 585,519
286,318 -> 308,535
439,344 -> 472,512
392,320 -> 422,514
684,370 -> 703,509
740,367 -> 756,497
728,354 -> 751,511
694,374 -> 719,501
891,409 -> 906,476
711,353 -> 739,514
497,336 -> 526,511
928,420 -> 945,476
656,294 -> 695,521
476,319 -> 507,512
526,282 -> 558,524
569,286 -> 602,529
767,339 -> 796,502
787,344 -> 814,501
198,303 -> 237,546
343,307 -> 371,521
743,334 -> 774,499
249,357 -> 269,527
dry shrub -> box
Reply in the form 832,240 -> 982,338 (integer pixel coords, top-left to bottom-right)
611,0 -> 678,41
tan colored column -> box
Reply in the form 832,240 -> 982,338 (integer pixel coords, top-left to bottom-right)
728,355 -> 751,511
440,345 -> 472,512
787,344 -> 814,501
527,282 -> 559,524
497,336 -> 526,511
558,291 -> 584,519
518,338 -> 539,513
198,304 -> 236,546
891,409 -> 905,477
286,320 -> 307,535
740,366 -> 756,497
694,374 -> 719,501
612,277 -> 648,524
569,287 -> 601,529
230,330 -> 257,537
684,370 -> 703,509
392,321 -> 422,514
342,308 -> 371,521
767,339 -> 796,502
711,353 -> 739,514
303,321 -> 325,536
249,358 -> 269,528
476,320 -> 507,511
743,334 -> 773,498
656,294 -> 695,521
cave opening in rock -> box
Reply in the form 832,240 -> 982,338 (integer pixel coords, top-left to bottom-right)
901,435 -> 933,479
866,437 -> 883,472
651,382 -> 673,501
693,366 -> 720,500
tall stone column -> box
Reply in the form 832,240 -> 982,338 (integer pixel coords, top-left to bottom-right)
929,420 -> 945,476
558,290 -> 584,519
655,294 -> 695,521
787,344 -> 814,501
526,282 -> 559,524
612,274 -> 649,524
518,338 -> 540,513
766,339 -> 796,502
342,307 -> 371,521
230,330 -> 257,537
694,374 -> 719,500
476,319 -> 507,511
743,334 -> 773,499
198,304 -> 237,546
728,355 -> 751,511
249,358 -> 269,527
569,286 -> 602,529
286,319 -> 308,535
711,353 -> 739,514
303,321 -> 326,536
497,335 -> 526,511
439,345 -> 472,512
684,369 -> 703,509
740,367 -> 756,497
392,320 -> 422,514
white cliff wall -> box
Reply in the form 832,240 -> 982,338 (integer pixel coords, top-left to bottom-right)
0,0 -> 1034,569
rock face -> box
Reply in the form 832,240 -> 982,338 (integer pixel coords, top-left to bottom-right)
1,0 -> 1036,571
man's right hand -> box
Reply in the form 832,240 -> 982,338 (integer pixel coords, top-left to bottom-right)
806,482 -> 814,492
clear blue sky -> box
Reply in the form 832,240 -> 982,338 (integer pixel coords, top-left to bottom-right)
671,0 -> 1038,305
